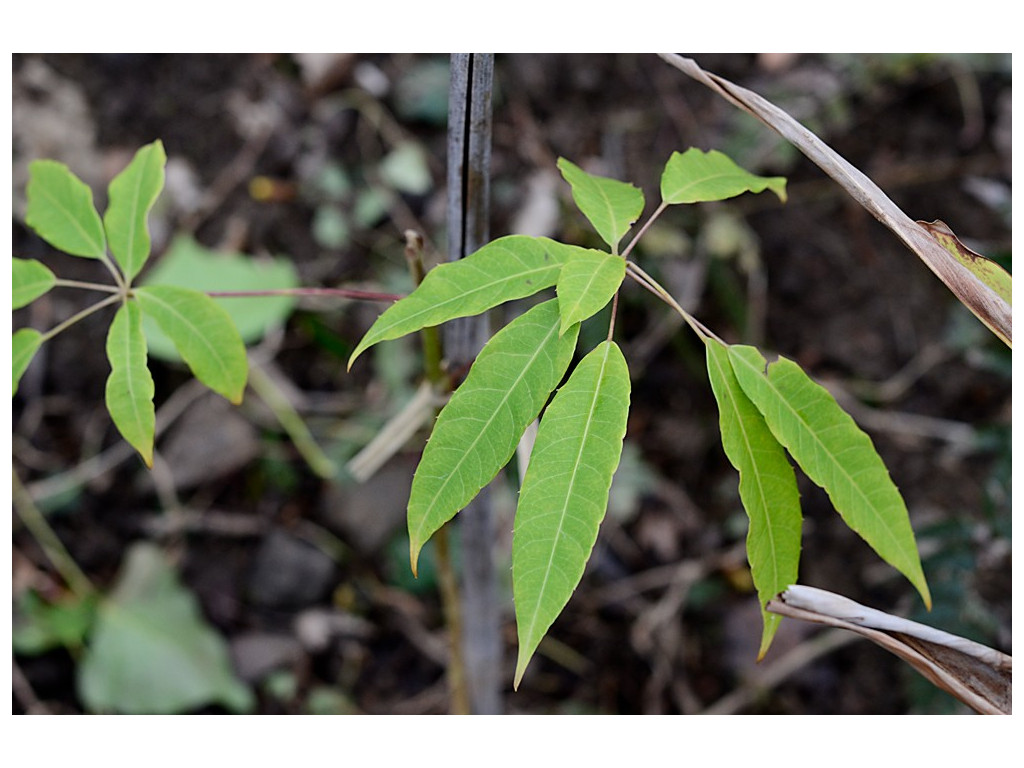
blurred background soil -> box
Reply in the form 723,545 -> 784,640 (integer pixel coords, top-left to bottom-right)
12,53 -> 1011,714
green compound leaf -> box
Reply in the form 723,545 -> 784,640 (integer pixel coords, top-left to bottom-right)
557,158 -> 644,253
78,542 -> 254,714
705,339 -> 801,659
104,140 -> 167,281
105,300 -> 156,467
661,148 -> 787,205
25,159 -> 106,259
13,328 -> 44,396
13,258 -> 57,309
727,345 -> 931,609
140,234 -> 299,360
135,285 -> 248,404
349,235 -> 569,368
555,248 -> 626,336
513,340 -> 630,688
408,299 -> 579,573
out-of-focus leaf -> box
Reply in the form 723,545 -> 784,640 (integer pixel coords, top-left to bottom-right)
25,159 -> 106,259
78,543 -> 254,714
380,141 -> 432,195
13,591 -> 98,655
140,234 -> 299,360
135,284 -> 248,404
13,258 -> 57,309
105,300 -> 156,466
661,148 -> 787,205
13,328 -> 44,396
557,158 -> 644,253
513,340 -> 630,688
103,140 -> 166,281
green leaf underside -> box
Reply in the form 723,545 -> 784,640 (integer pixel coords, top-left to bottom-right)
557,158 -> 644,252
135,285 -> 248,404
78,543 -> 253,714
13,258 -> 57,308
349,235 -> 569,368
13,328 -> 44,396
104,140 -> 167,281
661,148 -> 787,205
705,339 -> 800,658
140,234 -> 299,360
25,159 -> 106,258
408,299 -> 579,573
105,301 -> 156,466
555,249 -> 626,335
513,340 -> 630,688
727,345 -> 931,608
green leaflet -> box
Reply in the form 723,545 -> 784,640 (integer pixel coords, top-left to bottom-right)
78,543 -> 253,714
705,339 -> 800,658
104,140 -> 167,281
13,258 -> 57,309
13,328 -> 44,396
661,148 -> 787,205
135,285 -> 248,404
105,301 -> 156,466
555,248 -> 626,335
25,159 -> 107,259
557,158 -> 644,253
408,299 -> 579,573
513,340 -> 630,688
348,235 -> 569,368
727,345 -> 931,608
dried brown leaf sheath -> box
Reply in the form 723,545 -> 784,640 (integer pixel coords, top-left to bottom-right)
767,585 -> 1011,715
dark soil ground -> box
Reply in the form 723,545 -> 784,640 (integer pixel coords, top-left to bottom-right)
12,53 -> 1011,714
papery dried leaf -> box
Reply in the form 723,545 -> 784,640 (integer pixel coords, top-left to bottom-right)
767,585 -> 1011,715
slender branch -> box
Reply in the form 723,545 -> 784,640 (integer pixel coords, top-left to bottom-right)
53,278 -> 120,294
625,261 -> 722,343
206,287 -> 403,303
39,293 -> 122,344
12,469 -> 95,598
621,200 -> 670,260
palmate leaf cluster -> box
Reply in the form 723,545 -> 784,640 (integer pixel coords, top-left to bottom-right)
13,141 -> 255,465
350,149 -> 930,684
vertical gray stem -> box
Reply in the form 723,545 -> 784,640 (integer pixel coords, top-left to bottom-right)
445,53 -> 502,714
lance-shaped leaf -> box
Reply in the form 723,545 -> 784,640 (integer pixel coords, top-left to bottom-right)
135,285 -> 248,404
25,159 -> 106,259
105,300 -> 156,466
13,328 -> 44,396
349,235 -> 569,368
555,248 -> 626,335
104,140 -> 167,281
557,158 -> 644,253
513,340 -> 630,688
13,258 -> 57,308
408,300 -> 579,573
661,148 -> 787,205
705,338 -> 801,659
727,344 -> 931,608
